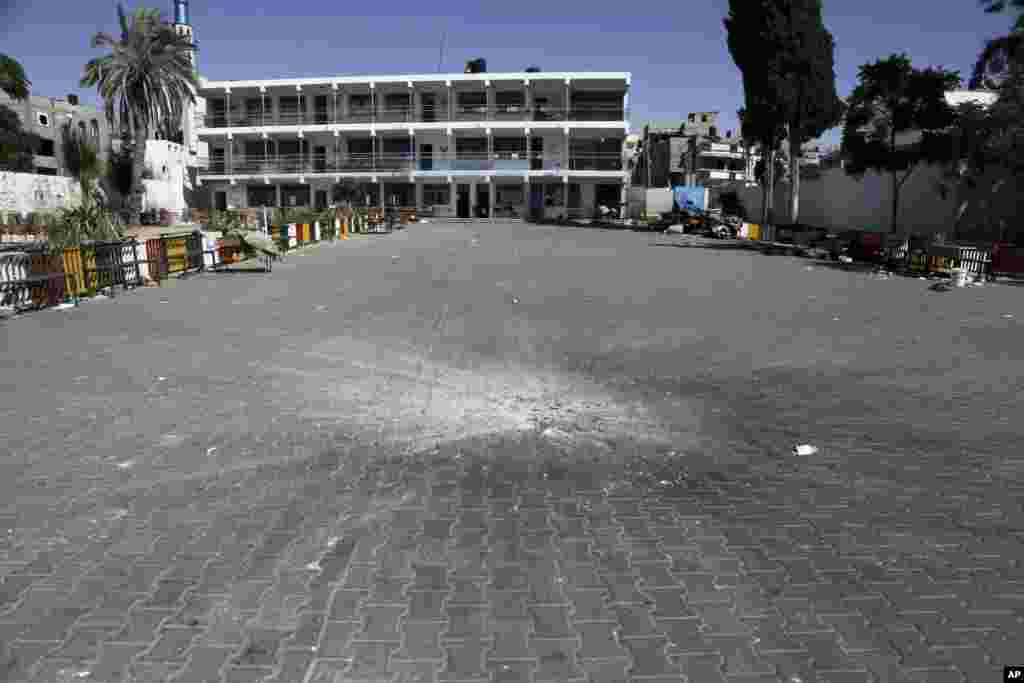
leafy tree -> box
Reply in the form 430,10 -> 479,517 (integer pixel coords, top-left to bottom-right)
934,0 -> 1024,241
725,0 -> 844,225
0,104 -> 41,172
0,54 -> 31,101
81,4 -> 197,224
61,124 -> 105,205
841,54 -> 960,241
755,145 -> 789,189
736,101 -> 786,224
973,0 -> 1024,88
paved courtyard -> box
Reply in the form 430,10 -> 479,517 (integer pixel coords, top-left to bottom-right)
1,220 -> 1023,683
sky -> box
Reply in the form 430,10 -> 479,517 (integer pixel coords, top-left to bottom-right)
0,0 -> 1014,147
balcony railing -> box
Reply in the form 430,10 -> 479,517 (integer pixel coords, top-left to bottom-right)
196,105 -> 629,128
197,153 -> 625,176
568,155 -> 624,171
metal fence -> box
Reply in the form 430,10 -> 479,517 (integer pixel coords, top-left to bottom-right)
0,231 -> 277,315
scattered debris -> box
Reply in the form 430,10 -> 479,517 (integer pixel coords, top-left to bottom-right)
794,444 -> 819,456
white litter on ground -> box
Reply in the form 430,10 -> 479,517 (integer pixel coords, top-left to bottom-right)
794,444 -> 819,456
54,302 -> 75,310
1003,313 -> 1015,319
115,460 -> 135,469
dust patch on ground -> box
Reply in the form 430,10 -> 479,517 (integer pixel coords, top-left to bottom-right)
265,335 -> 686,456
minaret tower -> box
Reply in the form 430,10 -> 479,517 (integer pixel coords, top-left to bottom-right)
172,0 -> 203,156
172,0 -> 195,66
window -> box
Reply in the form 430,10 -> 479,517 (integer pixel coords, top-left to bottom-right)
423,184 -> 450,207
496,185 -> 524,205
455,138 -> 487,158
36,112 -> 50,127
384,93 -> 410,111
247,185 -> 276,207
37,139 -> 55,157
91,120 -> 100,138
78,121 -> 87,137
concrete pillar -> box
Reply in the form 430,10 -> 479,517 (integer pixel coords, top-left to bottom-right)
561,177 -> 569,219
341,90 -> 349,121
524,80 -> 532,118
486,82 -> 495,121
470,181 -> 477,217
378,179 -> 385,209
415,181 -> 424,211
449,178 -> 456,216
620,183 -> 628,219
412,87 -> 421,123
447,82 -> 454,121
489,179 -> 495,220
370,83 -> 376,124
562,129 -> 569,172
523,178 -> 530,219
275,184 -> 282,207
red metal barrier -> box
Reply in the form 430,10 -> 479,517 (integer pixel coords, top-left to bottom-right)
145,238 -> 168,282
992,242 -> 1024,277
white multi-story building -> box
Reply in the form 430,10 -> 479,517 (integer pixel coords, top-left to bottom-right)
194,71 -> 630,219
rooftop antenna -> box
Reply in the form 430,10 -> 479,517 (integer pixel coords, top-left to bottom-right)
437,28 -> 446,73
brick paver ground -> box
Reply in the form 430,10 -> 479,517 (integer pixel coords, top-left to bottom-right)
2,221 -> 1023,682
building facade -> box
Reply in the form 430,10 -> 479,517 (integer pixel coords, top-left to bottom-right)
630,112 -> 758,188
0,90 -> 114,177
195,71 -> 630,219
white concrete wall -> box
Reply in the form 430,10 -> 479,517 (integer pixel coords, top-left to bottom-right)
734,164 -> 958,234
0,172 -> 82,216
141,139 -> 192,214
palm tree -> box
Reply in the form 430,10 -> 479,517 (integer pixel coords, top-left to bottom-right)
0,54 -> 31,101
81,5 -> 196,223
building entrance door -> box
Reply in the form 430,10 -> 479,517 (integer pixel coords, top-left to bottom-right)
456,184 -> 471,218
476,185 -> 490,218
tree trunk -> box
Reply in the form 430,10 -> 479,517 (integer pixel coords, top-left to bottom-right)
788,126 -> 801,225
891,171 -> 901,240
130,123 -> 148,225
